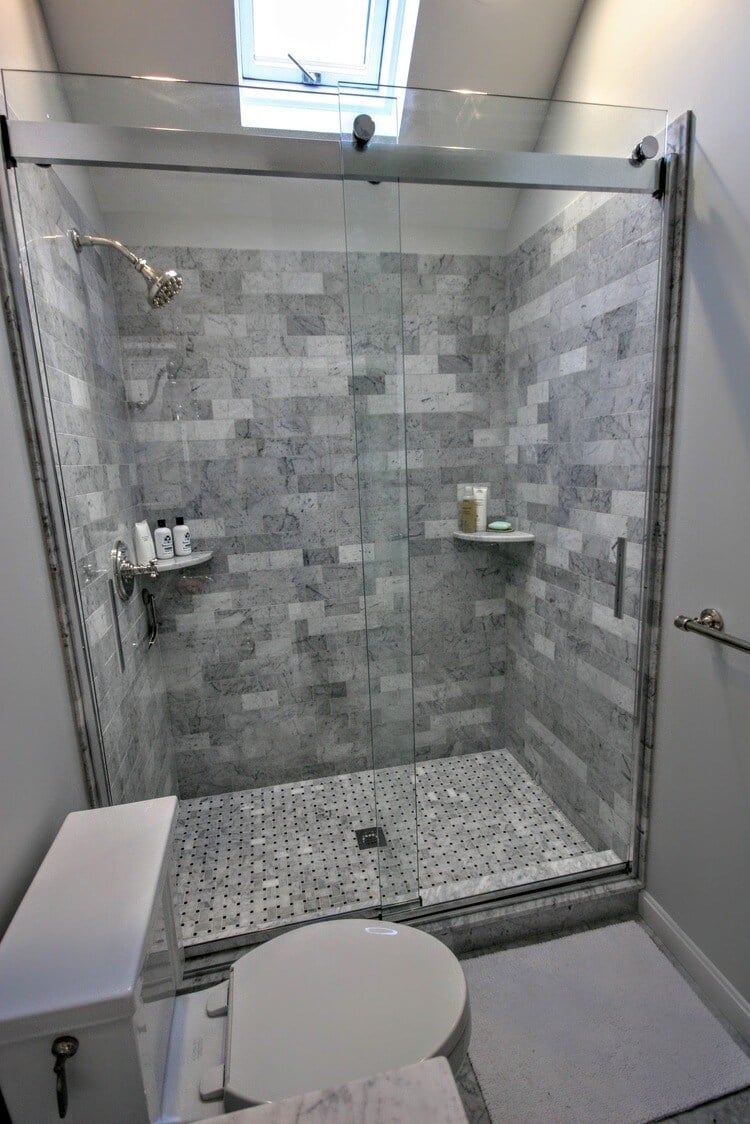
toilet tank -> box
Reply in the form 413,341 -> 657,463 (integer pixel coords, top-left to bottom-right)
0,797 -> 182,1124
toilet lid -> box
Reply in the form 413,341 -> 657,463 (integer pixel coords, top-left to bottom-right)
224,919 -> 469,1107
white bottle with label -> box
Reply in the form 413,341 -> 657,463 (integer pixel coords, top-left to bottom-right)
154,519 -> 174,559
133,520 -> 156,566
473,484 -> 489,533
173,516 -> 192,557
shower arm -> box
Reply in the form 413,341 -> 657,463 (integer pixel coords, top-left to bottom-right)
70,230 -> 157,279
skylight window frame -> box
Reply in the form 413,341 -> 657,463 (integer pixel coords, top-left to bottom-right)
237,0 -> 390,89
234,0 -> 420,137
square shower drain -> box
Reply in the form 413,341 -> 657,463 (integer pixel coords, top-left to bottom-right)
356,827 -> 387,850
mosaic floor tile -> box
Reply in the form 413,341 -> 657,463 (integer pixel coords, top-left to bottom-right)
174,749 -> 621,946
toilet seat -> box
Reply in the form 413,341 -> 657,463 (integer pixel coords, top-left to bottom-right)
223,919 -> 470,1109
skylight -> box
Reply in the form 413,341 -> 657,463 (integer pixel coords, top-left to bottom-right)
234,0 -> 420,135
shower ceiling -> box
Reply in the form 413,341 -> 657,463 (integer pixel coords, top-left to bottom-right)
39,0 -> 584,99
38,0 -> 585,259
89,169 -> 518,255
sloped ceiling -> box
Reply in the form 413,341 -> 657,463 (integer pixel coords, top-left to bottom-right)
39,0 -> 584,99
35,0 -> 584,250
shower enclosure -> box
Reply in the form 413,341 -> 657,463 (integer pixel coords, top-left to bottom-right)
0,70 -> 683,952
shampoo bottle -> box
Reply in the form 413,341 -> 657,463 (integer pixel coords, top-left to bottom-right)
154,519 -> 174,560
473,484 -> 489,532
459,484 -> 478,533
173,516 -> 192,557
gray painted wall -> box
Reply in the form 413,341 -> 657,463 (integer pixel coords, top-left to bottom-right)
556,0 -> 750,1009
0,0 -> 87,937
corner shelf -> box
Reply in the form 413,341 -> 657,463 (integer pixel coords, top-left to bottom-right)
453,531 -> 535,545
155,549 -> 213,573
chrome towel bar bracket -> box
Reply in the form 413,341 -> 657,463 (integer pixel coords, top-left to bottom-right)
674,607 -> 750,654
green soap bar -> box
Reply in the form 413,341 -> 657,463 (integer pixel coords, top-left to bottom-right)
488,520 -> 512,531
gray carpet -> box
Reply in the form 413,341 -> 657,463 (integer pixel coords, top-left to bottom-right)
462,921 -> 750,1124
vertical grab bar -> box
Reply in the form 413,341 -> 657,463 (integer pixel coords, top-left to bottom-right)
108,579 -> 126,672
613,537 -> 627,620
142,588 -> 159,648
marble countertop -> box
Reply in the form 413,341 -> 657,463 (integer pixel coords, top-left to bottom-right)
193,1058 -> 468,1123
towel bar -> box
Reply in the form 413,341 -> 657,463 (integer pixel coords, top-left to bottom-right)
674,608 -> 750,654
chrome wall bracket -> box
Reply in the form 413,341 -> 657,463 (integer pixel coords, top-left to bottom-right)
676,607 -> 724,631
111,539 -> 157,602
674,607 -> 750,655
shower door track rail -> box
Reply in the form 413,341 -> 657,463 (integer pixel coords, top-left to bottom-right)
3,119 -> 663,194
180,860 -> 631,976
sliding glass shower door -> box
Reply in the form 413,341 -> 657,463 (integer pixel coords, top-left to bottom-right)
340,83 -> 669,911
3,68 -> 672,944
340,91 -> 420,912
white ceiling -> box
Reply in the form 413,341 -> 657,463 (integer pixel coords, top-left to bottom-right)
36,0 -> 585,251
39,0 -> 584,100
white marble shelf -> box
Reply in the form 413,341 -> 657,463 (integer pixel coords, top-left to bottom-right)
453,530 -> 535,545
195,1058 -> 467,1124
155,549 -> 213,573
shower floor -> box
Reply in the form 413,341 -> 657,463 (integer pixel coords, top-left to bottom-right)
174,749 -> 621,947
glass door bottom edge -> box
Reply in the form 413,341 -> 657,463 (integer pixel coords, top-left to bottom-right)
180,861 -> 632,966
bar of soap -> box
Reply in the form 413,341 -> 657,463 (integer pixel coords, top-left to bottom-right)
488,520 -> 512,532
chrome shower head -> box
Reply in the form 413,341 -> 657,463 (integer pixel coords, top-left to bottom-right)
140,264 -> 183,309
70,230 -> 182,309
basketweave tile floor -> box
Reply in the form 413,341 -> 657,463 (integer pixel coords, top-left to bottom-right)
173,749 -> 621,946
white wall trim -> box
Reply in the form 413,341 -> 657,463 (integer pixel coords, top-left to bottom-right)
640,892 -> 750,1043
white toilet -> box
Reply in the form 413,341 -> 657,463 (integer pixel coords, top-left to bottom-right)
0,797 -> 470,1123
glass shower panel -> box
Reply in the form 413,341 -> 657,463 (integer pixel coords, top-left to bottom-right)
5,68 -> 670,938
10,156 -> 384,942
10,160 -> 179,808
340,93 -> 420,911
341,83 -> 667,909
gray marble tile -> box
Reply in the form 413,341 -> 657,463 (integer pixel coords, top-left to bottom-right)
455,1056 -> 493,1124
211,1058 -> 468,1124
14,164 -> 175,805
17,163 -> 677,899
173,748 -> 619,946
111,247 -> 517,795
499,188 -> 663,854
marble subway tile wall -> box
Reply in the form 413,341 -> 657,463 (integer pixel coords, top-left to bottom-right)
112,247 -> 507,796
112,248 -> 372,796
400,254 -> 510,760
14,166 -> 176,804
499,190 -> 662,855
346,251 -> 416,777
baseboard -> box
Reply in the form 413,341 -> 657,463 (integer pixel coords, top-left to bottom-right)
640,891 -> 750,1043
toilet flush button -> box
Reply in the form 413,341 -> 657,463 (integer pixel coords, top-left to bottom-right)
199,1064 -> 225,1103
